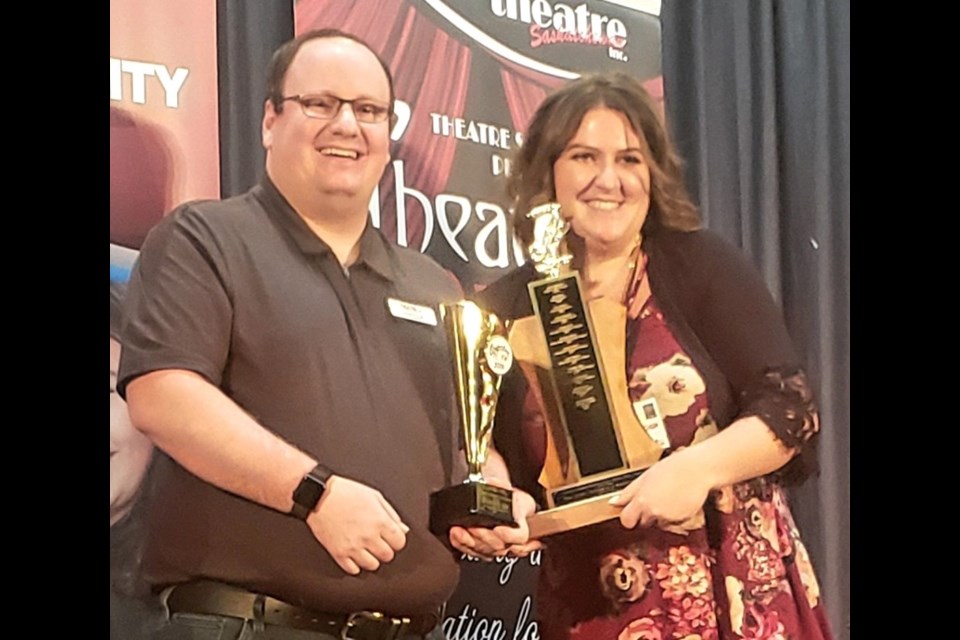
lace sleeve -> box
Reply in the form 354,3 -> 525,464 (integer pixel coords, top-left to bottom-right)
739,366 -> 820,483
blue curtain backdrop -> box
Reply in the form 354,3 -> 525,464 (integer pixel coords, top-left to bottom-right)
661,1 -> 850,637
217,0 -> 294,197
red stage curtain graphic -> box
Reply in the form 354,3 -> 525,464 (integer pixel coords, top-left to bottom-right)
500,68 -> 554,135
499,63 -> 662,135
296,0 -> 472,250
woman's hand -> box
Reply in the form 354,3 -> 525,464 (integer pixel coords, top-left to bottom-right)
448,487 -> 543,559
609,450 -> 713,529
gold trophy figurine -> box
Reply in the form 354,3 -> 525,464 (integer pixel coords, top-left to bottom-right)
527,202 -> 572,279
429,301 -> 517,536
509,202 -> 668,539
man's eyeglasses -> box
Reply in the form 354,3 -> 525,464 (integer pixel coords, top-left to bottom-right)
280,94 -> 391,124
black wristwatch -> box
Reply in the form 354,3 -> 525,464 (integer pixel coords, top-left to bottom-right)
290,464 -> 334,520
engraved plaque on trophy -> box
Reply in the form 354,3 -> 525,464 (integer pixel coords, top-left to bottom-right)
510,203 -> 668,539
429,301 -> 517,536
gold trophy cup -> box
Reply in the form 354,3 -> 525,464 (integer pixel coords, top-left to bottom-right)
429,301 -> 517,535
510,203 -> 668,539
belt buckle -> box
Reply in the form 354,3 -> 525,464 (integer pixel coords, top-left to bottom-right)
342,610 -> 411,640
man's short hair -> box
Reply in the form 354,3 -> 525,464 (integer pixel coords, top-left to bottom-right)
265,28 -> 396,126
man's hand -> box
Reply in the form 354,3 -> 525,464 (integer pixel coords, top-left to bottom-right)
448,488 -> 543,560
305,475 -> 409,575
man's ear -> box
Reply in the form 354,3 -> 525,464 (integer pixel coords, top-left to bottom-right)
262,99 -> 277,150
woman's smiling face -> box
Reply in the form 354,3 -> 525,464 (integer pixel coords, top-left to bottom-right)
552,107 -> 652,255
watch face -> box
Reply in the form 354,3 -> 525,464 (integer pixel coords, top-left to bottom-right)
291,466 -> 332,519
293,475 -> 325,510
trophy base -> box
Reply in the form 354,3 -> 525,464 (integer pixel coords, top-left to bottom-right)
527,494 -> 624,539
530,468 -> 645,539
429,481 -> 516,536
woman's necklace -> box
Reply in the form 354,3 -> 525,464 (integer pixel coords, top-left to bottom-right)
624,248 -> 649,312
583,241 -> 645,306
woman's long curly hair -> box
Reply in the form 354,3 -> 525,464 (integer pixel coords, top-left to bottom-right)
507,72 -> 701,249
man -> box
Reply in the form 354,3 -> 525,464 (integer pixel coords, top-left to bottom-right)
118,29 -> 532,640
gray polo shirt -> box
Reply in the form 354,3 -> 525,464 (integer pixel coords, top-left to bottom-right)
119,177 -> 463,616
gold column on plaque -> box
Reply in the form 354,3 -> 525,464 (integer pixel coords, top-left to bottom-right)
511,203 -> 666,539
429,301 -> 517,536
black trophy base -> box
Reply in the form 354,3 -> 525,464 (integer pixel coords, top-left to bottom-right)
429,481 -> 516,536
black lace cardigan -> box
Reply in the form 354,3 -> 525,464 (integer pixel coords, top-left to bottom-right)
472,228 -> 819,503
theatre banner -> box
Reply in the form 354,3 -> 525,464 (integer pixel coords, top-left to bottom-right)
295,1 -> 662,635
110,0 -> 220,250
296,0 -> 662,293
110,2 -> 220,638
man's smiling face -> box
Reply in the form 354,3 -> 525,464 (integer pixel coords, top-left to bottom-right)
262,36 -> 391,212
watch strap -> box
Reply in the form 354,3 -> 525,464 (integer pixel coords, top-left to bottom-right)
290,464 -> 334,520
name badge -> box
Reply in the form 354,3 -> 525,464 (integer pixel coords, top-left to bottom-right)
634,397 -> 671,450
387,297 -> 438,326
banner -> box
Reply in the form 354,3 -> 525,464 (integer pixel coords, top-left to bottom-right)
109,0 -> 220,250
295,0 -> 662,634
296,0 -> 661,292
110,2 -> 219,638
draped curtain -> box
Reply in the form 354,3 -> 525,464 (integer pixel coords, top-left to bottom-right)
499,66 -> 661,154
498,56 -> 565,135
661,2 -> 850,637
500,69 -> 552,136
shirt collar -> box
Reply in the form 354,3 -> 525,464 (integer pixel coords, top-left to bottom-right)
253,176 -> 395,282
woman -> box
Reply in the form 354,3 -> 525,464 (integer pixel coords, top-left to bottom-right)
472,73 -> 832,640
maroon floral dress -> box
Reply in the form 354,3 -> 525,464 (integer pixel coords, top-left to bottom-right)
529,292 -> 833,640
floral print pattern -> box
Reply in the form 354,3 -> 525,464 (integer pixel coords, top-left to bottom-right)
630,354 -> 706,418
537,298 -> 833,640
600,546 -> 654,609
619,616 -> 664,640
666,594 -> 718,639
655,546 -> 711,600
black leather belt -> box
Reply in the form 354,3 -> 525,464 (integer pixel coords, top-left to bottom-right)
163,581 -> 440,640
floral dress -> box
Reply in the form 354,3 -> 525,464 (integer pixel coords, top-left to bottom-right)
529,294 -> 833,640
